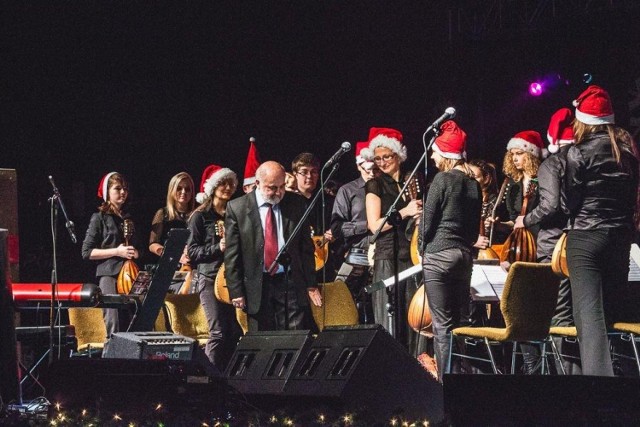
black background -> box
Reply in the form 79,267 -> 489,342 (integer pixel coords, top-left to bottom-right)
3,2 -> 640,282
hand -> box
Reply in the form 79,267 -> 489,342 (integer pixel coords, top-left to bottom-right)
323,229 -> 335,243
308,287 -> 322,307
513,215 -> 525,229
219,237 -> 226,252
474,235 -> 489,249
179,253 -> 190,265
232,297 -> 246,310
500,260 -> 511,272
400,199 -> 422,219
117,244 -> 136,260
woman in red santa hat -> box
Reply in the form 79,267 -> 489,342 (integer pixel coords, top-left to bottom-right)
420,121 -> 484,380
362,127 -> 423,353
187,164 -> 241,371
81,172 -> 139,338
564,85 -> 639,376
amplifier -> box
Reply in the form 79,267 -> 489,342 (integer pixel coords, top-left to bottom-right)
103,332 -> 196,361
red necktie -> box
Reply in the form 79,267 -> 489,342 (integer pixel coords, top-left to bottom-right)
264,203 -> 278,274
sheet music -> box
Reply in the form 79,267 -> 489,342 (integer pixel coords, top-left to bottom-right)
470,264 -> 507,302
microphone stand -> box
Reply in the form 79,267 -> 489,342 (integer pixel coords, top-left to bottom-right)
47,177 -> 77,365
370,128 -> 440,342
268,163 -> 341,329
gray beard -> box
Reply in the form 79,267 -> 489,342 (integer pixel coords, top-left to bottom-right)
260,190 -> 283,205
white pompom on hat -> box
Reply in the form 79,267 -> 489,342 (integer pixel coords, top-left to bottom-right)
432,120 -> 467,160
360,127 -> 406,162
196,164 -> 237,204
573,85 -> 615,125
97,171 -> 118,202
546,108 -> 575,154
506,130 -> 544,158
243,137 -> 261,186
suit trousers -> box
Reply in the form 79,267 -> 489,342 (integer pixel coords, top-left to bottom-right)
567,227 -> 631,376
248,273 -> 310,332
422,248 -> 473,380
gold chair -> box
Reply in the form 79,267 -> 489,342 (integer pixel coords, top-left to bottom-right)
610,322 -> 640,375
447,262 -> 559,374
311,280 -> 359,332
67,307 -> 107,356
163,294 -> 210,347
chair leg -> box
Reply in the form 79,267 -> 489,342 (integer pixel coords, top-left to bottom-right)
511,342 -> 517,374
629,333 -> 640,375
549,337 -> 567,375
446,333 -> 454,374
484,337 -> 499,374
540,341 -> 547,375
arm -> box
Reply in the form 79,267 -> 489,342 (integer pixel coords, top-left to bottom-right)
421,174 -> 444,245
82,213 -> 136,261
330,186 -> 368,241
187,211 -> 222,264
564,146 -> 586,216
148,208 -> 165,256
523,160 -> 560,228
224,201 -> 245,301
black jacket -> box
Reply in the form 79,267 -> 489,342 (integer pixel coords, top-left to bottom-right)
564,131 -> 638,231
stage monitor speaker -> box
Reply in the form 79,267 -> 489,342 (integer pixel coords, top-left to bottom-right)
0,228 -> 19,403
444,374 -> 640,425
225,329 -> 314,395
285,324 -> 443,420
103,331 -> 196,361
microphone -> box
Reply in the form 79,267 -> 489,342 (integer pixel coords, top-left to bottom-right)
48,176 -> 78,244
427,107 -> 456,132
323,141 -> 351,168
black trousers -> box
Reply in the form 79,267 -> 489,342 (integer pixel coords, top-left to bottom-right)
195,272 -> 237,371
248,273 -> 311,332
422,248 -> 473,380
567,227 -> 631,376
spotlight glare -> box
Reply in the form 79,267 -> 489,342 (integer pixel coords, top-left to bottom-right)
528,82 -> 543,96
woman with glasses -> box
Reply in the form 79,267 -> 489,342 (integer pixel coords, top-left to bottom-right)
81,172 -> 139,338
187,164 -> 240,371
362,127 -> 423,352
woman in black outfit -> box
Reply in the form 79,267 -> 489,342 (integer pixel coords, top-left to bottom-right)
564,85 -> 639,376
81,172 -> 139,338
187,164 -> 239,371
420,121 -> 483,380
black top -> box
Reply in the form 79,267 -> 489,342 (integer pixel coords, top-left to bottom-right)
422,168 -> 482,254
81,211 -> 139,277
365,172 -> 410,260
330,176 -> 369,255
187,209 -> 224,279
565,131 -> 638,231
504,177 -> 540,238
149,207 -> 189,254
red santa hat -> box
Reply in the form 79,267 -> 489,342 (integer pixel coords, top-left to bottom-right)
506,130 -> 544,158
243,137 -> 261,186
97,171 -> 118,202
360,127 -> 406,162
547,108 -> 575,154
573,85 -> 615,125
355,141 -> 372,165
196,164 -> 237,204
432,120 -> 467,160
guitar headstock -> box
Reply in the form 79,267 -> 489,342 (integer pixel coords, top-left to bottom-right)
123,219 -> 135,240
524,177 -> 538,200
215,220 -> 225,238
404,173 -> 423,200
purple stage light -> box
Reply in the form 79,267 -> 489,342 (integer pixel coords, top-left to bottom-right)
528,82 -> 543,96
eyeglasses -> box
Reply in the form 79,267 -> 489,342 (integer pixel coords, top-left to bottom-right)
373,153 -> 396,164
295,169 -> 319,177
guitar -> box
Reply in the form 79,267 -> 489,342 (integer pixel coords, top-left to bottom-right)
477,178 -> 509,260
311,226 -> 329,271
116,219 -> 140,294
405,173 -> 423,266
213,220 -> 232,304
499,178 -> 538,263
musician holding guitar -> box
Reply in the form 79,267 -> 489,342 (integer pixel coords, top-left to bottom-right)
187,164 -> 240,371
81,172 -> 139,339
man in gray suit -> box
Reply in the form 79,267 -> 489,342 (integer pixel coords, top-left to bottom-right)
224,161 -> 322,331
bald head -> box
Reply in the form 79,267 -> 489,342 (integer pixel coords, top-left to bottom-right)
255,161 -> 286,204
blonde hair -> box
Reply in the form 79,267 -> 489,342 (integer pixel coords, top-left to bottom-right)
502,150 -> 540,182
166,172 -> 195,220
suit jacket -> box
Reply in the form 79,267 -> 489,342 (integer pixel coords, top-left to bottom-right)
224,190 -> 316,315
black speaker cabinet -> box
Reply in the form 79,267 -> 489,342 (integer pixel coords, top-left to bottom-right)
225,325 -> 443,422
225,329 -> 313,395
